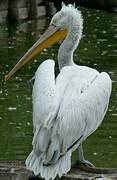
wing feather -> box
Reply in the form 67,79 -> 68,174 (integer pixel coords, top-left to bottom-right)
32,64 -> 112,165
33,60 -> 56,129
47,66 -> 112,157
32,60 -> 58,156
56,68 -> 112,154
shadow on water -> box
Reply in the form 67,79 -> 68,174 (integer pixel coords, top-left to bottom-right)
0,8 -> 117,167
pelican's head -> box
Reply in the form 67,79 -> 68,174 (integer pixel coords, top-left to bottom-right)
51,4 -> 83,31
5,4 -> 83,80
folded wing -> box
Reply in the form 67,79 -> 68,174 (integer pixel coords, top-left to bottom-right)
47,66 -> 112,162
32,64 -> 112,165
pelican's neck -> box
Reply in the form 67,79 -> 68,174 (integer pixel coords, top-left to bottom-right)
58,23 -> 82,70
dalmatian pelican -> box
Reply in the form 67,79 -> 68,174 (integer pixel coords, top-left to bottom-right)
5,3 -> 112,180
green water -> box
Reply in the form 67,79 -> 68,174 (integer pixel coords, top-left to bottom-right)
0,8 -> 117,167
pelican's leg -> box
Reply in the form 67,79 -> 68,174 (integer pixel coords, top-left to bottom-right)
77,143 -> 94,167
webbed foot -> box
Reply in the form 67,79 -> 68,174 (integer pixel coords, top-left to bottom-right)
72,143 -> 96,172
72,144 -> 117,174
77,159 -> 95,168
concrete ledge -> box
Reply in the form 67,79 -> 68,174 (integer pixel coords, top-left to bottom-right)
17,0 -> 28,8
0,0 -> 46,24
0,161 -> 117,180
36,0 -> 43,6
0,1 -> 8,11
18,7 -> 28,20
0,10 -> 8,24
37,6 -> 46,17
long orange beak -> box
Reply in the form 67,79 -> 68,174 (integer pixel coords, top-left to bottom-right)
5,25 -> 67,80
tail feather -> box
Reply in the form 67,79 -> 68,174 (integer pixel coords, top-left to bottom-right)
26,150 -> 72,180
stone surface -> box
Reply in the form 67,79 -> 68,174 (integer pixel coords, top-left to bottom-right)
36,0 -> 43,5
18,7 -> 28,20
0,161 -> 117,180
37,6 -> 46,17
45,1 -> 56,16
17,0 -> 28,8
0,0 -> 8,11
0,0 -> 46,24
0,10 -> 8,24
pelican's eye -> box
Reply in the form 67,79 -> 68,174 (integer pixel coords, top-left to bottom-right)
51,18 -> 60,26
51,21 -> 57,26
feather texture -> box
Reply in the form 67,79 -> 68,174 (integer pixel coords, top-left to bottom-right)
26,60 -> 112,179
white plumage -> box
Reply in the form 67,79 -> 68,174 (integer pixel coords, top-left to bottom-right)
26,4 -> 112,180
